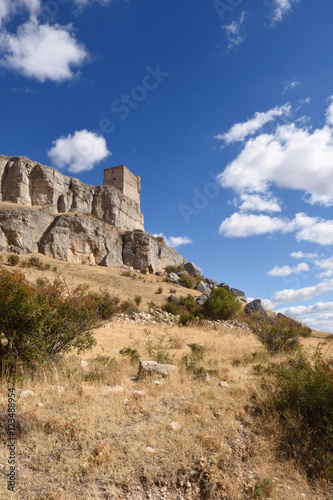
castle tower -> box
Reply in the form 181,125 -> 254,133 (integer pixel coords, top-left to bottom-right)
103,165 -> 141,207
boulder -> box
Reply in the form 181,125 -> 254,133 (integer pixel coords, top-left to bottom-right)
167,272 -> 180,283
196,294 -> 209,307
206,278 -> 218,288
196,281 -> 211,295
245,299 -> 267,317
137,360 -> 179,379
231,288 -> 247,302
168,295 -> 178,303
219,282 -> 230,291
184,261 -> 201,276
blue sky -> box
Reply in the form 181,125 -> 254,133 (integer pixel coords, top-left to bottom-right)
1,0 -> 333,332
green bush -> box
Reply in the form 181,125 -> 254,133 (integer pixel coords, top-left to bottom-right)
119,299 -> 138,315
27,256 -> 44,269
87,291 -> 120,319
0,266 -> 99,373
134,295 -> 142,306
178,273 -> 195,288
156,286 -> 163,294
165,265 -> 184,274
268,348 -> 333,480
178,294 -> 197,312
179,313 -> 196,326
247,313 -> 309,353
7,254 -> 19,266
119,347 -> 140,364
202,287 -> 241,320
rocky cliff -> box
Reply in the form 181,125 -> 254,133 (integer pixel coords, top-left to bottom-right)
0,155 -> 186,271
0,155 -> 144,231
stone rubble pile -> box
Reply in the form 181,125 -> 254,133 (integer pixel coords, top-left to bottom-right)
111,308 -> 250,330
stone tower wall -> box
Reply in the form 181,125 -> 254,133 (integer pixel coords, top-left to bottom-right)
103,165 -> 141,206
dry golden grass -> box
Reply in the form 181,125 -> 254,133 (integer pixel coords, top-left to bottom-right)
0,255 -> 331,499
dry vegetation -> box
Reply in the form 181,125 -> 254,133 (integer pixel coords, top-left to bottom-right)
0,254 -> 332,499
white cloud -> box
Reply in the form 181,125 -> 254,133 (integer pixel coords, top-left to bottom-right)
304,314 -> 333,333
272,0 -> 300,24
223,11 -> 247,51
0,0 -> 40,26
48,130 -> 110,173
268,262 -> 309,276
214,104 -> 291,144
326,102 -> 333,126
73,0 -> 111,10
316,270 -> 333,279
237,193 -> 281,213
277,301 -> 333,318
218,102 -> 333,207
273,279 -> 333,303
291,251 -> 319,259
315,256 -> 333,270
283,80 -> 302,94
292,213 -> 333,245
218,213 -> 288,237
0,20 -> 88,82
152,234 -> 192,249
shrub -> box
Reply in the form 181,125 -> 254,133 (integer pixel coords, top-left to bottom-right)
267,348 -> 333,480
144,329 -> 173,364
7,254 -> 19,266
179,313 -> 196,326
178,294 -> 197,312
156,286 -> 163,294
178,273 -> 195,288
119,347 -> 140,364
27,256 -> 43,269
247,313 -> 308,353
121,270 -> 131,277
87,291 -> 120,319
165,264 -> 184,274
119,299 -> 138,315
202,287 -> 241,320
0,266 -> 99,373
134,295 -> 142,306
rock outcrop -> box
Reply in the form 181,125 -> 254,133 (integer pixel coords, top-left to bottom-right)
0,155 -> 144,231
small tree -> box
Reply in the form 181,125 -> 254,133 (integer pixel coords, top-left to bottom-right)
0,266 -> 99,373
202,287 -> 241,320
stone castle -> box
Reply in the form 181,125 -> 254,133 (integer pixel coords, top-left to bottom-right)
0,154 -> 185,271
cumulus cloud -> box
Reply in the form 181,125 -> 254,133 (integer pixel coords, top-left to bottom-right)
268,262 -> 309,276
326,102 -> 333,126
218,213 -> 288,237
273,279 -> 333,303
0,20 -> 88,82
152,233 -> 192,248
0,0 -> 40,26
217,102 -> 333,207
315,256 -> 333,271
277,301 -> 333,318
291,251 -> 319,259
272,0 -> 300,24
316,270 -> 333,279
214,104 -> 291,144
237,193 -> 281,213
223,11 -> 247,51
219,211 -> 333,246
48,130 -> 110,173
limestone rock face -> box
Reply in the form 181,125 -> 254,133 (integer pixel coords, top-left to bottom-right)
38,213 -> 123,266
122,230 -> 186,272
0,206 -> 54,253
0,155 -> 144,231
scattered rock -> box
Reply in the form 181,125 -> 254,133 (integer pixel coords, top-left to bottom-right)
145,447 -> 159,453
184,262 -> 201,276
153,381 -> 163,386
196,281 -> 211,295
138,360 -> 179,379
169,421 -> 180,431
155,271 -> 163,277
245,299 -> 267,317
219,381 -> 229,388
196,294 -> 209,307
203,373 -> 210,383
231,288 -> 247,302
219,283 -> 230,291
103,385 -> 124,396
133,390 -> 145,397
206,278 -> 218,288
80,360 -> 89,370
167,294 -> 177,303
124,398 -> 130,406
20,390 -> 35,399
167,272 -> 180,283
37,402 -> 44,408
